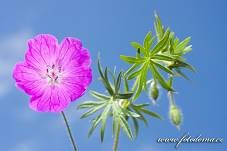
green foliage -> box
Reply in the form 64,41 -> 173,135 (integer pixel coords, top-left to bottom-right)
78,13 -> 195,147
120,13 -> 195,100
78,58 -> 161,142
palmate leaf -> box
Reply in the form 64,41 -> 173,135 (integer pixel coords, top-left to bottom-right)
151,60 -> 174,75
144,32 -> 152,49
131,104 -> 162,120
81,13 -> 195,145
90,90 -> 111,100
169,60 -> 196,72
115,71 -> 122,94
124,63 -> 140,77
128,64 -> 145,80
98,59 -> 114,95
120,55 -> 145,64
175,67 -> 190,80
88,114 -> 102,137
150,28 -> 170,56
151,54 -> 176,62
79,60 -> 145,142
131,116 -> 139,137
121,13 -> 195,96
77,101 -> 105,109
116,92 -> 134,99
175,37 -> 191,53
119,115 -> 133,139
131,105 -> 148,125
136,107 -> 162,120
154,12 -> 164,41
100,104 -> 111,142
150,64 -> 174,91
131,42 -> 146,55
123,74 -> 129,92
80,103 -> 106,119
143,32 -> 156,53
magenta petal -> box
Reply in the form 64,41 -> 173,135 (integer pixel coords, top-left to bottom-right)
57,37 -> 83,68
58,38 -> 92,101
26,34 -> 58,69
29,87 -> 71,112
13,34 -> 92,112
13,62 -> 47,96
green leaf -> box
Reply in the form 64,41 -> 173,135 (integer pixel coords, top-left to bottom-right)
112,102 -> 119,137
131,42 -> 146,54
132,76 -> 143,101
119,115 -> 133,139
125,63 -> 140,77
154,13 -> 164,41
175,68 -> 190,80
120,55 -> 145,64
132,103 -> 150,108
132,76 -> 140,92
175,37 -> 191,53
182,45 -> 192,54
108,69 -> 116,83
132,117 -> 139,137
143,32 -> 154,53
100,105 -> 111,142
150,28 -> 170,56
173,38 -> 179,49
77,101 -> 105,109
90,91 -> 111,101
152,54 -> 176,62
88,114 -> 102,137
80,104 -> 106,119
130,105 -> 148,125
124,110 -> 141,118
98,59 -> 114,95
115,72 -> 122,94
138,108 -> 162,120
176,61 -> 196,72
127,65 -> 144,80
141,63 -> 149,89
123,75 -> 129,92
116,92 -> 134,99
151,60 -> 174,75
104,67 -> 114,94
150,64 -> 173,91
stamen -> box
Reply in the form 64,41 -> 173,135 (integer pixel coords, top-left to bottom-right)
45,64 -> 62,85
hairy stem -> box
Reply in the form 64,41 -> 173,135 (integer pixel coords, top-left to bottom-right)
168,91 -> 175,106
113,123 -> 121,151
61,111 -> 78,151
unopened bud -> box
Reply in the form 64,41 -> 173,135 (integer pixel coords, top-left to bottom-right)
118,99 -> 130,109
169,105 -> 182,129
149,82 -> 159,103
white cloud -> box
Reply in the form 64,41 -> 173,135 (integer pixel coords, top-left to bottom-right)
11,141 -> 36,151
0,30 -> 33,97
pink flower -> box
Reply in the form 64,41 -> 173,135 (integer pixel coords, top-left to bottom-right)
13,34 -> 92,112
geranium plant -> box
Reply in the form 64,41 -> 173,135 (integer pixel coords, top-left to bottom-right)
79,13 -> 195,151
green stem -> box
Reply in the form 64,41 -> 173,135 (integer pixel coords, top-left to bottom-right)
61,111 -> 78,151
168,91 -> 175,106
113,123 -> 121,151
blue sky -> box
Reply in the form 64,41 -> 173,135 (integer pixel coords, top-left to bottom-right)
0,0 -> 226,151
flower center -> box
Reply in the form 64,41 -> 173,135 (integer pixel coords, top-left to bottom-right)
46,64 -> 62,85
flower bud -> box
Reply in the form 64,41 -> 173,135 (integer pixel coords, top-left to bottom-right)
169,105 -> 182,129
149,81 -> 159,103
118,99 -> 130,109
